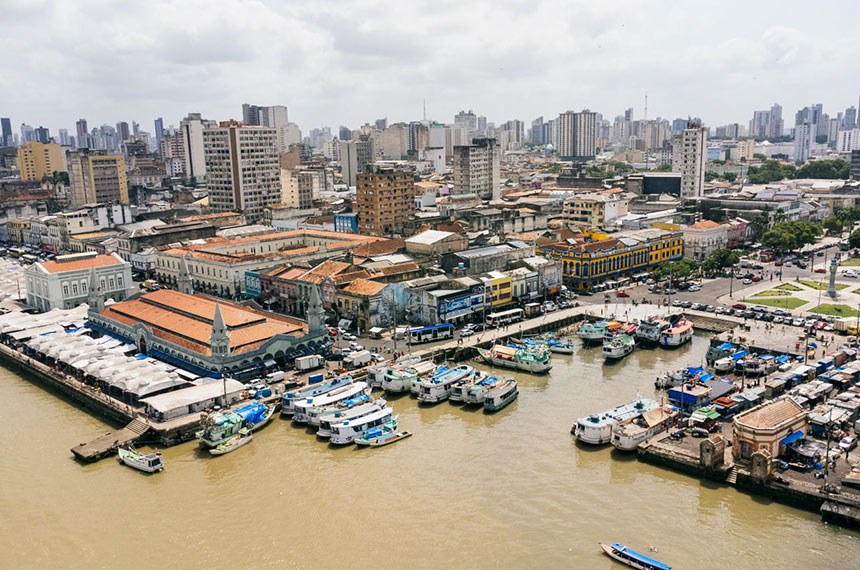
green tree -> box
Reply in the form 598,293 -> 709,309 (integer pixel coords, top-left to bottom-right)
702,248 -> 740,276
654,164 -> 673,172
749,211 -> 772,238
796,159 -> 850,180
651,259 -> 700,282
822,216 -> 844,235
746,159 -> 796,184
849,229 -> 860,249
761,221 -> 822,253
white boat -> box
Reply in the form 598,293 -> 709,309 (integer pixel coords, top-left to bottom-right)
329,406 -> 395,445
660,319 -> 694,348
449,373 -> 483,403
306,392 -> 373,427
209,429 -> 253,456
713,357 -> 735,373
117,446 -> 163,473
292,382 -> 369,424
317,400 -> 388,439
365,362 -> 389,389
634,318 -> 669,346
281,375 -> 352,416
577,320 -> 609,344
464,375 -> 503,405
417,365 -> 476,404
611,406 -> 679,451
410,361 -> 442,394
382,360 -> 436,394
603,333 -> 635,360
478,344 -> 552,374
572,399 -> 660,445
600,542 -> 672,570
483,379 -> 518,412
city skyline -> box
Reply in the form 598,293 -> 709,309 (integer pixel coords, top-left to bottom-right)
5,0 -> 860,135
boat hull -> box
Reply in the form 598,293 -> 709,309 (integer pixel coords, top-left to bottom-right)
548,345 -> 574,354
600,543 -> 671,570
480,353 -> 552,374
209,433 -> 253,456
483,388 -> 518,412
117,448 -> 163,473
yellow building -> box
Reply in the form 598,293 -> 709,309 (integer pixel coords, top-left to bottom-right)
537,229 -> 683,291
480,270 -> 514,308
17,141 -> 64,182
66,150 -> 129,207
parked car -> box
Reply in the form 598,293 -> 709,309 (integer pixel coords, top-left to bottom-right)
672,300 -> 683,307
460,328 -> 475,337
840,436 -> 858,452
751,275 -> 762,282
617,290 -> 630,298
687,285 -> 701,292
814,268 -> 826,274
343,333 -> 357,341
732,303 -> 747,310
742,278 -> 752,285
791,318 -> 805,327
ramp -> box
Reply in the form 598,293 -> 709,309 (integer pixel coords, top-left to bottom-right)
71,417 -> 151,463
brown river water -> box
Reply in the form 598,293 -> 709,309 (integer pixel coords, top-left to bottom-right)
1,335 -> 859,569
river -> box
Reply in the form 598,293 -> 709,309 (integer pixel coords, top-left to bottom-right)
1,335 -> 859,569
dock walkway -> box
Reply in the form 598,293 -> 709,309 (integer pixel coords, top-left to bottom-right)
71,418 -> 150,462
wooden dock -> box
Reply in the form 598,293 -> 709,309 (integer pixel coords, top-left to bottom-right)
71,418 -> 150,462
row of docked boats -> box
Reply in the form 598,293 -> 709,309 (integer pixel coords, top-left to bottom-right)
577,315 -> 694,364
193,401 -> 278,455
375,359 -> 520,412
571,398 -> 679,451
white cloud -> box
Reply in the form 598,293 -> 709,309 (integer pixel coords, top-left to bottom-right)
3,0 -> 860,135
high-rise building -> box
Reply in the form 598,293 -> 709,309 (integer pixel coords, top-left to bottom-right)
851,149 -> 860,180
530,117 -> 545,145
58,129 -> 70,146
1,118 -> 11,147
154,117 -> 164,143
338,126 -> 352,141
355,165 -> 415,236
408,121 -> 429,152
845,107 -> 858,130
116,121 -> 130,142
671,118 -> 687,134
132,121 -> 140,136
558,110 -> 597,160
20,124 -> 36,143
65,149 -> 129,207
75,119 -> 89,148
203,120 -> 281,222
749,104 -> 783,139
672,120 -> 707,198
180,113 -> 213,182
794,105 -> 820,163
34,126 -> 50,144
375,118 -> 387,131
380,123 -> 409,159
454,110 -> 478,135
452,138 -> 500,200
17,141 -> 64,181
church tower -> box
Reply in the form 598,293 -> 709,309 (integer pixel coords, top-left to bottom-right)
178,255 -> 194,296
307,284 -> 325,334
87,268 -> 104,314
209,303 -> 231,357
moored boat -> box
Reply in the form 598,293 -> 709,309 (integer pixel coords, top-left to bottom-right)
317,400 -> 388,439
306,392 -> 373,427
417,365 -> 476,403
611,406 -> 679,451
449,372 -> 483,403
706,341 -> 737,365
478,344 -> 552,374
292,381 -> 369,424
117,446 -> 163,473
546,338 -> 575,354
209,428 -> 253,456
660,318 -> 693,348
483,378 -> 518,412
603,333 -> 635,361
577,320 -> 610,345
713,357 -> 735,373
599,542 -> 671,570
382,360 -> 436,394
281,375 -> 352,416
464,375 -> 502,405
572,399 -> 660,445
635,317 -> 670,346
235,402 -> 277,432
354,418 -> 400,446
329,406 -> 395,445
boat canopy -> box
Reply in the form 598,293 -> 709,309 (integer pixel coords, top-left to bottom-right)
731,350 -> 750,360
716,342 -> 735,351
610,544 -> 671,570
781,430 -> 805,445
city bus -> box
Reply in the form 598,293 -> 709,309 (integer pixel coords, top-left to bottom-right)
408,323 -> 455,344
487,308 -> 524,327
7,247 -> 26,259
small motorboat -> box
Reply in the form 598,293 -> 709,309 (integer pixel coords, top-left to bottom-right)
117,446 -> 164,473
209,428 -> 253,456
600,542 -> 671,570
354,419 -> 410,447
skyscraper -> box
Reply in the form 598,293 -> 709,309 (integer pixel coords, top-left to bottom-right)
794,105 -> 820,163
203,120 -> 281,222
34,126 -> 50,144
843,107 -> 857,130
375,118 -> 387,131
75,119 -> 89,148
557,110 -> 597,161
65,149 -> 129,207
672,120 -> 707,198
1,118 -> 12,147
154,117 -> 164,142
454,110 -> 478,135
338,126 -> 352,141
530,117 -> 545,145
355,165 -> 415,236
58,129 -> 70,146
116,122 -> 130,142
452,138 -> 501,200
180,113 -> 213,182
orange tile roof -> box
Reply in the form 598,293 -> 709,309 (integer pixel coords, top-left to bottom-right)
334,270 -> 371,284
297,260 -> 351,284
737,399 -> 806,429
687,220 -> 722,230
341,278 -> 387,297
39,253 -> 125,274
351,238 -> 405,257
100,289 -> 308,355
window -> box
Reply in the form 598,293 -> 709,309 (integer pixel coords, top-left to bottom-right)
63,284 -> 69,297
117,274 -> 123,287
72,283 -> 78,295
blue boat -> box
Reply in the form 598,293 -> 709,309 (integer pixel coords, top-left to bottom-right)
600,542 -> 671,570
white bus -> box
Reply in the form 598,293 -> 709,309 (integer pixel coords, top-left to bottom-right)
487,308 -> 524,327
408,323 -> 454,344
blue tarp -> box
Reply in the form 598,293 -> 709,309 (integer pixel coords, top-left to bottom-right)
781,430 -> 804,445
809,341 -> 818,348
687,366 -> 705,375
699,372 -> 714,382
717,342 -> 736,351
776,355 -> 791,364
134,353 -> 148,360
610,544 -> 671,570
732,350 -> 749,361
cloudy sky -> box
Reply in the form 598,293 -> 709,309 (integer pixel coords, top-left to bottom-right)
4,0 -> 860,136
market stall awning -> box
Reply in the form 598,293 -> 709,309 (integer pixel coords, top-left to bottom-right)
781,431 -> 804,445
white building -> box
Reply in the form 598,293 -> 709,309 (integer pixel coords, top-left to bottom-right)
672,122 -> 707,198
452,138 -> 500,200
836,129 -> 860,154
180,113 -> 213,182
558,109 -> 597,160
562,192 -> 629,230
682,220 -> 728,261
25,252 -> 133,311
204,121 -> 282,223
